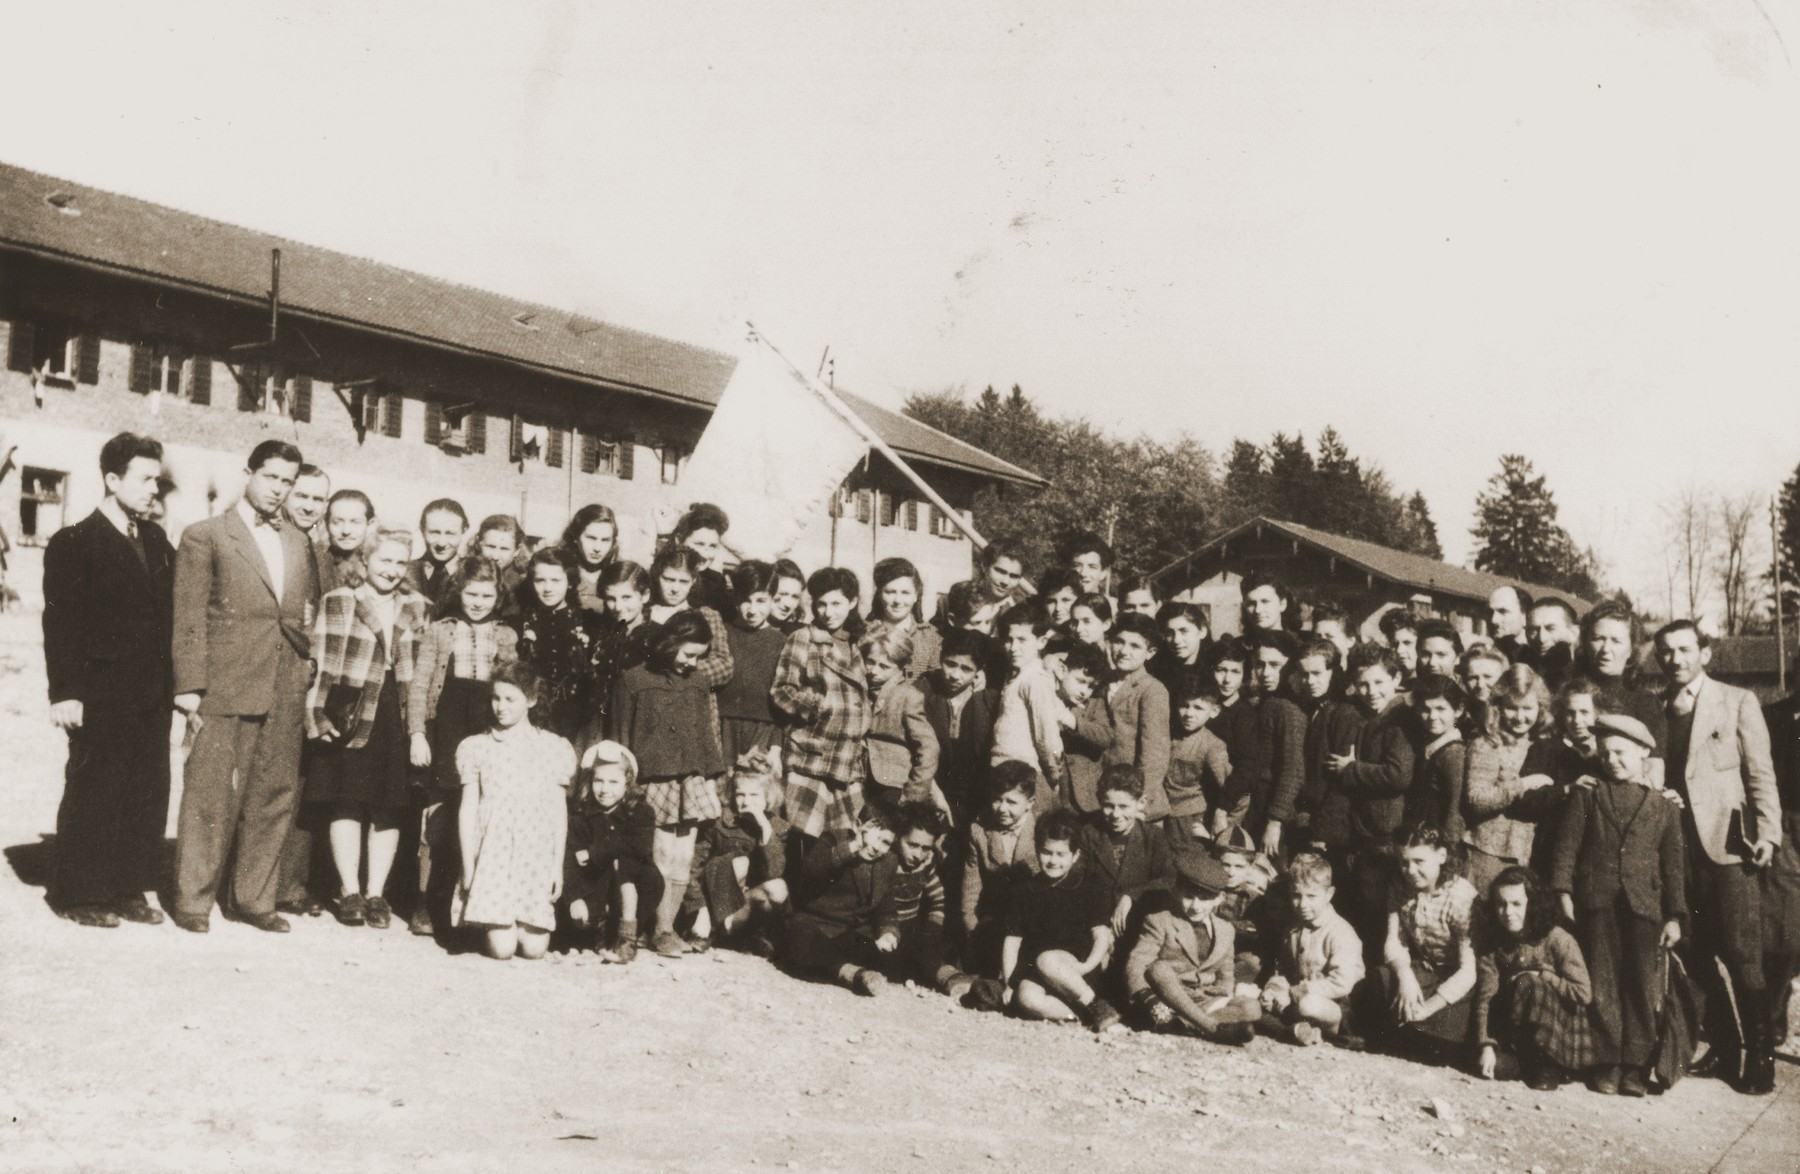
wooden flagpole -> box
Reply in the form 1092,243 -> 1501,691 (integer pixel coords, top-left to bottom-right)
750,325 -> 988,550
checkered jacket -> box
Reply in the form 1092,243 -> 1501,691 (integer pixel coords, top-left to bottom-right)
772,624 -> 870,788
305,585 -> 429,748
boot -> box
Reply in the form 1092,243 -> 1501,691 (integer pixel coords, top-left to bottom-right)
1738,988 -> 1776,1096
613,920 -> 639,964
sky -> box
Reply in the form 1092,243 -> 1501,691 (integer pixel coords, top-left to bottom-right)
5,1 -> 1799,611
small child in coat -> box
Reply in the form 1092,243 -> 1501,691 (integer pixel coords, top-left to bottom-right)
860,621 -> 943,810
685,753 -> 791,954
1475,865 -> 1596,1090
1550,713 -> 1684,1097
1407,676 -> 1468,840
1124,846 -> 1259,1045
564,740 -> 662,963
1259,851 -> 1365,1046
785,810 -> 902,997
1165,683 -> 1238,844
1000,811 -> 1121,1033
960,761 -> 1043,976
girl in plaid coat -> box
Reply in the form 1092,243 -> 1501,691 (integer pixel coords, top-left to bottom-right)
772,568 -> 872,840
304,526 -> 430,929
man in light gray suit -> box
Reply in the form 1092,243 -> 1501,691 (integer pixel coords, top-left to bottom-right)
1655,619 -> 1783,1095
171,440 -> 320,934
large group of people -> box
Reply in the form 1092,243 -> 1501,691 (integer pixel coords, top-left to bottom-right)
40,432 -> 1799,1103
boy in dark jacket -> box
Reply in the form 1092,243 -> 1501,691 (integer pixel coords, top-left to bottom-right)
889,802 -> 970,997
919,629 -> 1001,829
1324,643 -> 1419,953
1001,810 -> 1122,1033
685,756 -> 791,954
785,810 -> 902,997
565,741 -> 663,963
1076,764 -> 1176,942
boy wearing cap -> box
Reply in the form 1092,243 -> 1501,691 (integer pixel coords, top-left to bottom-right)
1124,847 -> 1259,1045
1550,713 -> 1686,1096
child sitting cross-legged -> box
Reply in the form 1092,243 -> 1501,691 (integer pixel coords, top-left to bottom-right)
685,750 -> 792,956
1124,846 -> 1260,1045
1474,865 -> 1596,1091
960,761 -> 1043,977
1258,850 -> 1365,1046
784,808 -> 902,997
1076,764 -> 1176,944
1371,823 -> 1479,1063
563,740 -> 662,963
1000,810 -> 1123,1033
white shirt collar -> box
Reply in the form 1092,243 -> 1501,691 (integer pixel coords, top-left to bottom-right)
98,497 -> 137,538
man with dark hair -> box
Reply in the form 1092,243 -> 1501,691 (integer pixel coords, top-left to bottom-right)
283,464 -> 330,535
1654,619 -> 1783,1094
171,439 -> 320,934
1525,596 -> 1579,693
42,432 -> 176,927
1061,530 -> 1113,598
936,540 -> 1032,636
1487,585 -> 1532,664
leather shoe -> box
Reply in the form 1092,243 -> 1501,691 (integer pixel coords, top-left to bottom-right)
1619,1068 -> 1649,1098
1692,1046 -> 1740,1082
58,905 -> 120,928
236,911 -> 291,934
114,898 -> 165,925
277,897 -> 325,917
172,912 -> 210,933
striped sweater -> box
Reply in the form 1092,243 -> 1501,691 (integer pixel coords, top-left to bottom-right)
893,855 -> 947,926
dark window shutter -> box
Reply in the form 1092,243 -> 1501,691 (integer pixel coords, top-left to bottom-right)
237,365 -> 262,412
6,321 -> 35,372
424,400 -> 444,445
383,392 -> 404,438
466,411 -> 486,454
546,427 -> 566,469
128,344 -> 152,394
856,489 -> 873,524
509,415 -> 523,463
902,500 -> 918,531
75,334 -> 101,385
292,375 -> 313,423
188,356 -> 212,405
579,432 -> 598,474
618,434 -> 634,480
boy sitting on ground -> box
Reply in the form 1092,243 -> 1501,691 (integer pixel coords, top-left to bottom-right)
1124,846 -> 1259,1045
785,810 -> 902,997
889,801 -> 972,998
961,761 -> 1043,977
1076,764 -> 1176,943
1258,850 -> 1365,1046
1000,810 -> 1122,1033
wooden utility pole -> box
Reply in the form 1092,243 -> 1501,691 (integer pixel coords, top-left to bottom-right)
1774,496 -> 1787,696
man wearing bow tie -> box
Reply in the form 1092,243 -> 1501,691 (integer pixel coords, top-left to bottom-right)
42,433 -> 176,928
170,440 -> 320,934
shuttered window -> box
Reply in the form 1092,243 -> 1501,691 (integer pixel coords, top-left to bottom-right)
424,401 -> 444,445
291,375 -> 312,423
382,392 -> 403,438
546,427 -> 566,469
466,412 -> 486,454
74,335 -> 100,385
188,357 -> 212,405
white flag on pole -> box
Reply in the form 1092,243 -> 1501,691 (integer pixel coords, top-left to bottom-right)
681,338 -> 869,560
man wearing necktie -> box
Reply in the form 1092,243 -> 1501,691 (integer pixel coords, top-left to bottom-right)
170,440 -> 320,933
42,433 -> 176,927
1654,619 -> 1783,1094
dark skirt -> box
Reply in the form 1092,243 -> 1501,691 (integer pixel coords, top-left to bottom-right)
1495,972 -> 1596,1071
428,675 -> 491,800
307,673 -> 411,813
720,717 -> 780,768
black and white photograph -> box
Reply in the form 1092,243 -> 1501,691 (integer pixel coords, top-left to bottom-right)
1,3 -> 1798,1171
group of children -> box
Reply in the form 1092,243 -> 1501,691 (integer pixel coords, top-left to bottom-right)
286,500 -> 1792,1101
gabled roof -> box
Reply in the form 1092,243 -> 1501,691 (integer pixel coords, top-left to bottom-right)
1159,516 -> 1592,609
0,161 -> 1041,488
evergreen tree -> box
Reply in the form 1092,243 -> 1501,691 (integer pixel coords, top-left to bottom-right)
1401,491 -> 1443,560
1777,460 -> 1800,620
1471,455 -> 1601,597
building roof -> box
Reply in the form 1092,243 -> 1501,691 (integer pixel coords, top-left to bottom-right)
0,161 -> 1041,488
1160,515 -> 1592,609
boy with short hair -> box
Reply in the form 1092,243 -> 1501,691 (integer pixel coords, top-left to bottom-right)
890,802 -> 970,997
1294,637 -> 1363,852
1077,764 -> 1176,940
918,628 -> 1000,829
404,498 -> 469,608
785,810 -> 903,997
1415,619 -> 1463,681
1308,602 -> 1355,666
1238,631 -> 1308,859
1323,643 -> 1418,950
1002,810 -> 1121,1032
1409,674 -> 1469,838
1125,847 -> 1259,1044
1211,829 -> 1285,985
1258,851 -> 1365,1045
1065,613 -> 1171,818
961,761 -> 1043,974
1165,681 -> 1237,842
1378,608 -> 1420,683
991,604 -> 1103,811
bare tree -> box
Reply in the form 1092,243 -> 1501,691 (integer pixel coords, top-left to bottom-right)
1717,492 -> 1762,635
1662,487 -> 1715,620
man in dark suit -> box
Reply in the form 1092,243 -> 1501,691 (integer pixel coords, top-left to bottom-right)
171,439 -> 319,933
1655,619 -> 1783,1094
42,432 -> 176,927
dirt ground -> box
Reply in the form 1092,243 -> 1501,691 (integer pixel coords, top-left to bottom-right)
0,613 -> 1795,1173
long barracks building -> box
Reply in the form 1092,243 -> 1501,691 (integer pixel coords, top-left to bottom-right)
0,162 -> 1040,606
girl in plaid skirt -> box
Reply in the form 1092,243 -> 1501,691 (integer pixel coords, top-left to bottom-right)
610,610 -> 726,957
1474,865 -> 1596,1091
772,568 -> 871,840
